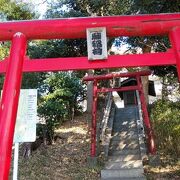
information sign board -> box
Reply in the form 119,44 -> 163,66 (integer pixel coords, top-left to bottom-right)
13,89 -> 37,143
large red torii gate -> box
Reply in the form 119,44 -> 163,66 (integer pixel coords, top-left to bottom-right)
0,13 -> 180,179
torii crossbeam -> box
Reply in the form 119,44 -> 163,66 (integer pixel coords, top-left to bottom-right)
0,13 -> 180,179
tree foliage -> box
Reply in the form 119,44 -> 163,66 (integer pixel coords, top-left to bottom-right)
151,100 -> 180,157
0,1 -> 39,89
38,72 -> 85,143
0,0 -> 37,60
46,0 -> 132,18
130,0 -> 180,14
123,0 -> 180,78
0,0 -> 36,20
28,39 -> 87,59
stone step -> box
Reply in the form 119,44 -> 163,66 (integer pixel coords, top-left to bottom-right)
113,120 -> 137,126
111,134 -> 139,141
110,139 -> 139,146
116,108 -> 138,114
113,126 -> 137,133
113,122 -> 137,128
105,160 -> 143,169
108,154 -> 141,161
113,124 -> 137,128
115,110 -> 138,115
115,110 -> 137,114
114,119 -> 136,125
101,168 -> 144,179
108,149 -> 141,156
111,133 -> 139,141
115,109 -> 137,112
112,131 -> 139,137
114,122 -> 137,128
109,142 -> 139,151
113,126 -> 137,131
115,108 -> 138,114
101,177 -> 146,180
114,117 -> 137,122
115,112 -> 137,115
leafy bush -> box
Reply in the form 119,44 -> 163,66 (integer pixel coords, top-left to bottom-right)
38,72 -> 85,143
150,100 -> 180,157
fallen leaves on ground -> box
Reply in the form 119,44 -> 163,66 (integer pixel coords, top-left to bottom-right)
145,155 -> 180,180
10,113 -> 102,180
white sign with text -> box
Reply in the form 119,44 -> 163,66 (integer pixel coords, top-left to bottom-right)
87,27 -> 108,60
13,89 -> 37,143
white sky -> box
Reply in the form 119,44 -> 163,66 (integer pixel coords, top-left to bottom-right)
34,0 -> 48,18
21,0 -> 48,18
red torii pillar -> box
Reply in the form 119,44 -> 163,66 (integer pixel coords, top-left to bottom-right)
83,70 -> 156,158
136,75 -> 155,154
0,33 -> 27,179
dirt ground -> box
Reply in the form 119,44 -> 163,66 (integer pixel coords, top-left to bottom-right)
10,112 -> 180,180
144,155 -> 180,180
10,113 -> 102,180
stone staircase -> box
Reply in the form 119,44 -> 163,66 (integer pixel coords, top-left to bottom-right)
101,106 -> 146,180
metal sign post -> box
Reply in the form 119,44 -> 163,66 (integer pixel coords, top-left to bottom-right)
13,143 -> 19,180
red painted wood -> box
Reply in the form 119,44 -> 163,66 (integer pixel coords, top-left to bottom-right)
0,51 -> 176,73
91,80 -> 98,157
136,76 -> 156,154
97,86 -> 139,93
170,27 -> 180,80
83,71 -> 151,81
0,33 -> 27,180
0,13 -> 179,41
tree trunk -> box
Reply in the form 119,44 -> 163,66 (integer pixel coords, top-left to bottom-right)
22,142 -> 32,158
141,45 -> 151,104
141,67 -> 150,104
161,76 -> 168,101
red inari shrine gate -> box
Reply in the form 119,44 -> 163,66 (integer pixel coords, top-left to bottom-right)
83,71 -> 153,158
0,13 -> 180,179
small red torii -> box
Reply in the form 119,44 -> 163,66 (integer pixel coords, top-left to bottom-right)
0,13 -> 180,179
83,70 -> 155,158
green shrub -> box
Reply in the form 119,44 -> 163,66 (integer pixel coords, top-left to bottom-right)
38,72 -> 85,144
150,100 -> 180,157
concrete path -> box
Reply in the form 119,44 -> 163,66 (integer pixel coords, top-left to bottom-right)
101,105 -> 146,180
